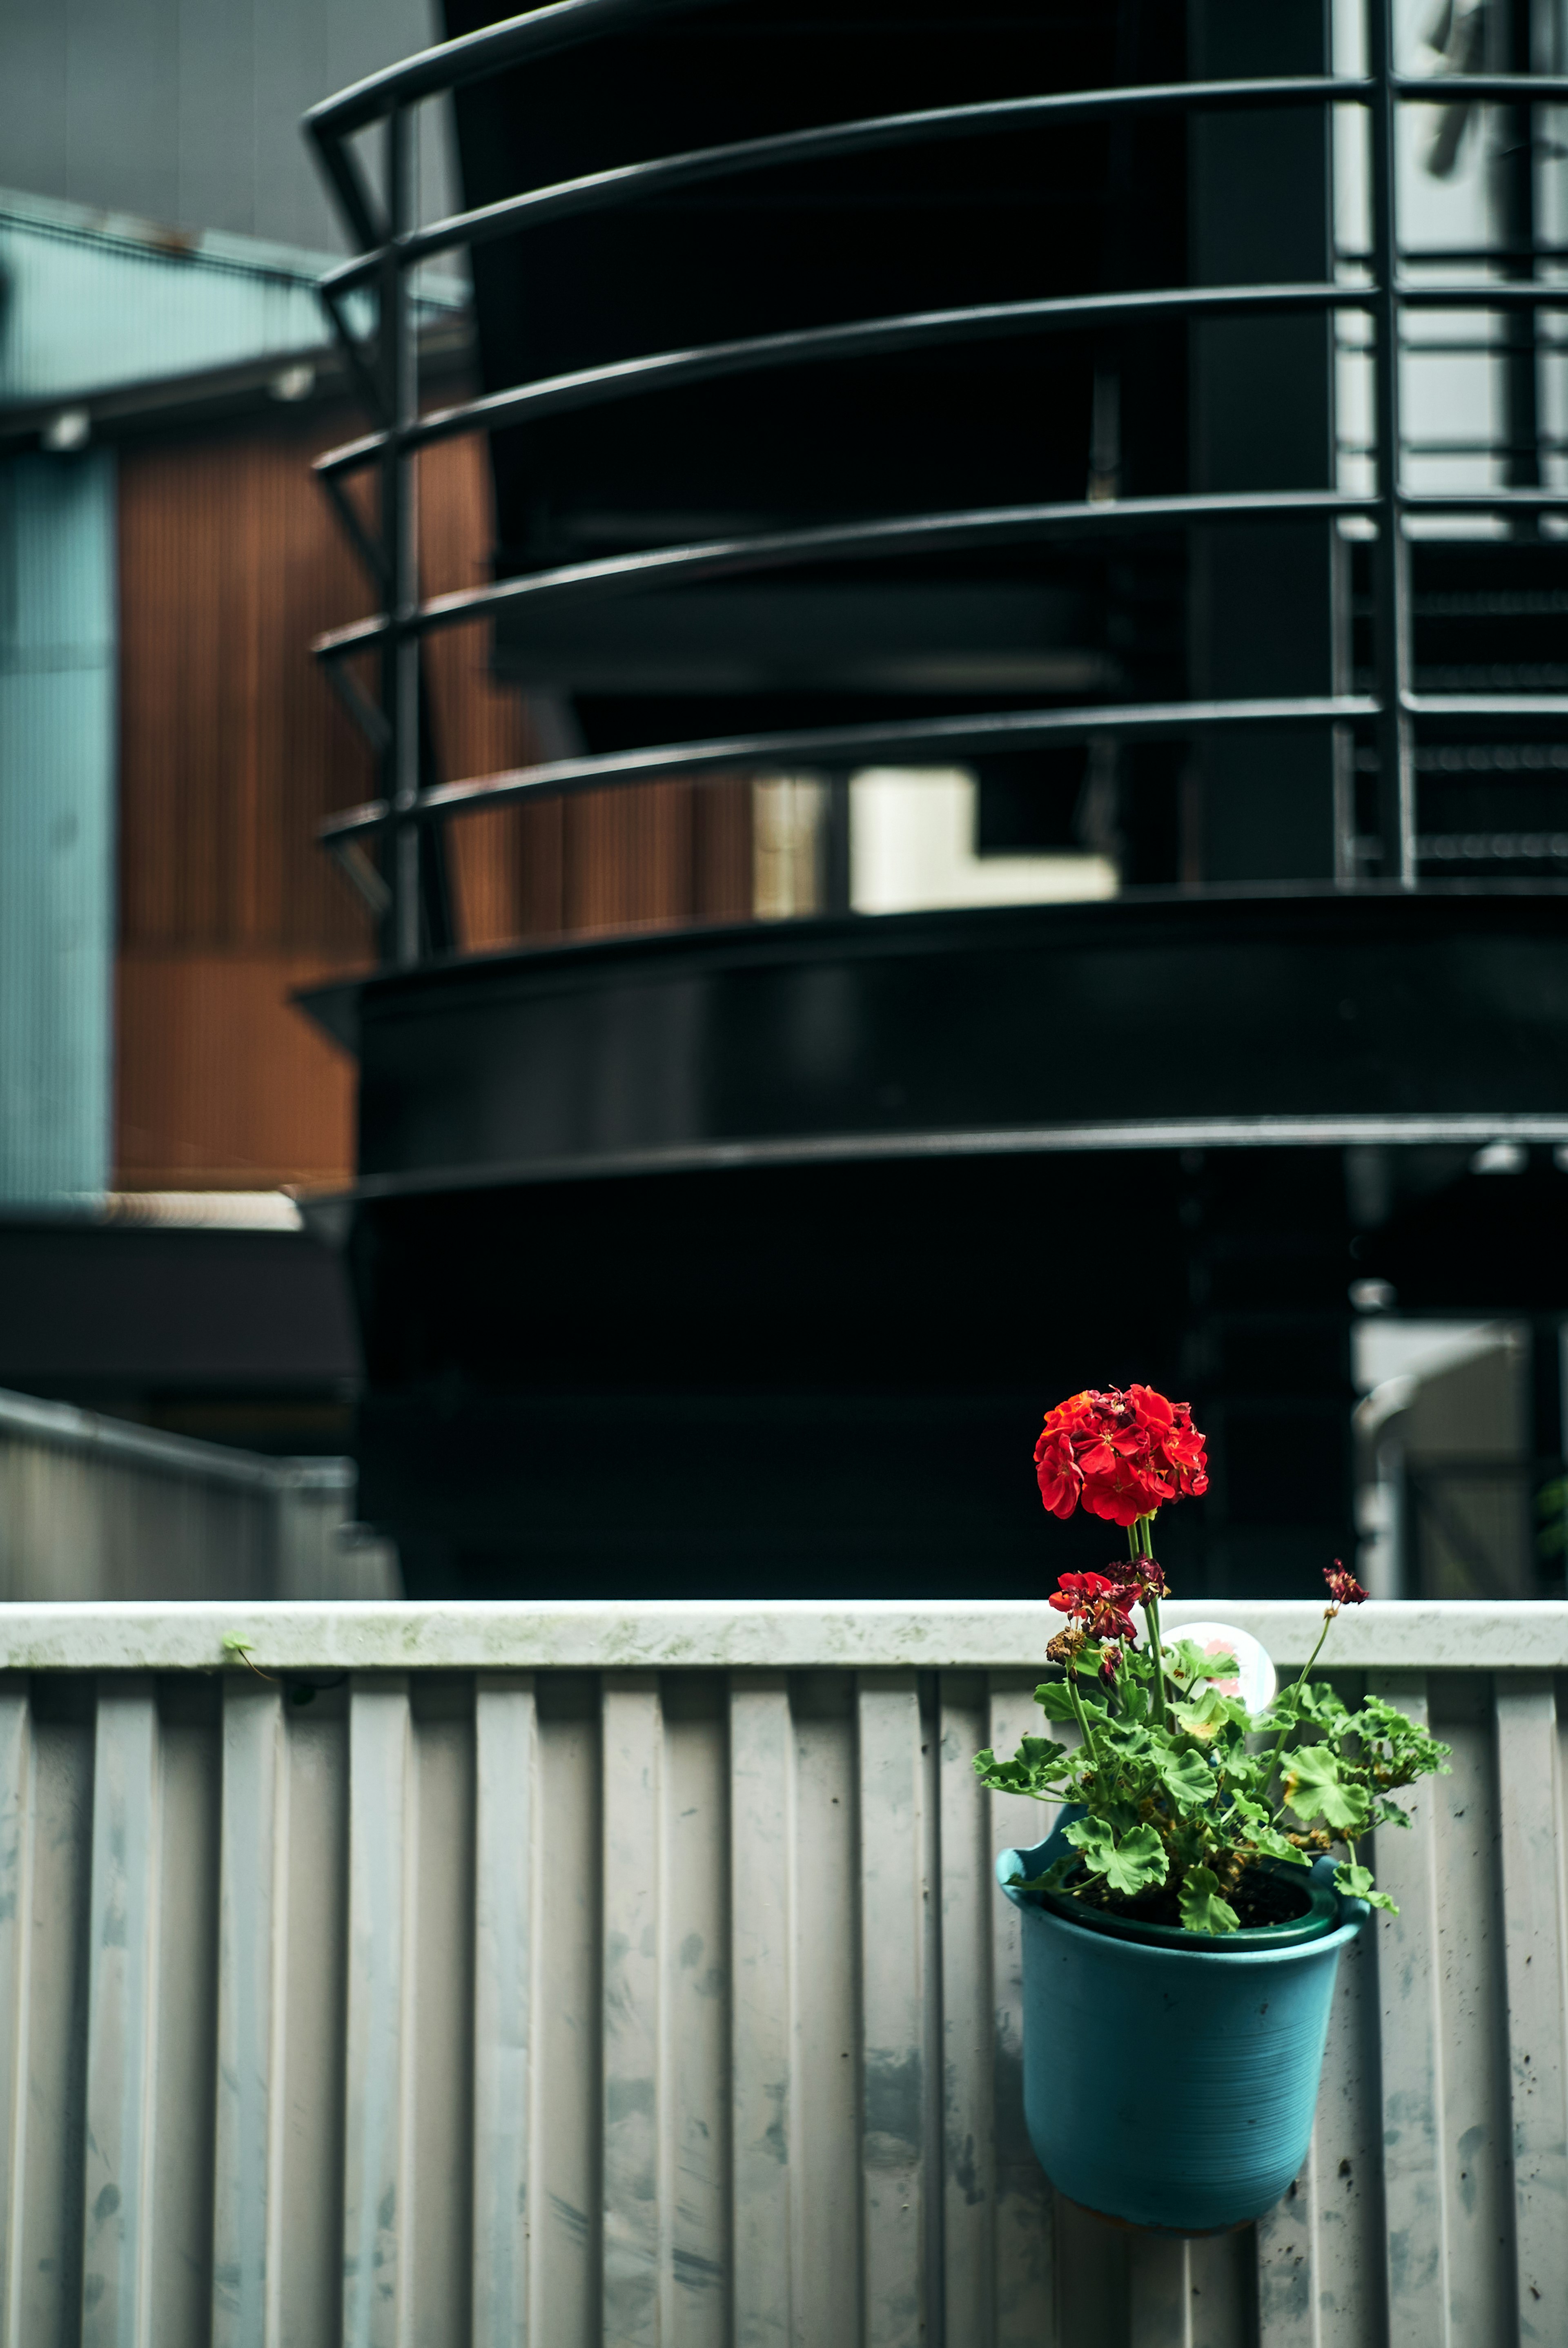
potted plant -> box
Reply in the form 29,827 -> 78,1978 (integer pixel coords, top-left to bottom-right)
977,1382 -> 1448,2234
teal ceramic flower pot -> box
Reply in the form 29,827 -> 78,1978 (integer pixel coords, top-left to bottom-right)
997,1816 -> 1368,2234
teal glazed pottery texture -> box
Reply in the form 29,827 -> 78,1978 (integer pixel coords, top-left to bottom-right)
997,1817 -> 1369,2234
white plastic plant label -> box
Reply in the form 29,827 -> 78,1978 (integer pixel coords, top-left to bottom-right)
1167,1620 -> 1277,1713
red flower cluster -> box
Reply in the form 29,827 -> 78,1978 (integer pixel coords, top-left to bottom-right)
1048,1572 -> 1140,1644
1034,1385 -> 1209,1528
1324,1561 -> 1368,1610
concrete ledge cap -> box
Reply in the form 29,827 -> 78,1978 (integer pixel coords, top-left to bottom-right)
0,1599 -> 1563,1675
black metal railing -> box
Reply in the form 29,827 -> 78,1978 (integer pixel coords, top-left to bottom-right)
302,0 -> 1568,970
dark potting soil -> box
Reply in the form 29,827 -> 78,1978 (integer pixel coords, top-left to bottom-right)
1069,1864 -> 1314,1934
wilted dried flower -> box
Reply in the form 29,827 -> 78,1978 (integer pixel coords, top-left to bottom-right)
1048,1571 -> 1140,1644
1120,1556 -> 1169,1604
1324,1561 -> 1368,1612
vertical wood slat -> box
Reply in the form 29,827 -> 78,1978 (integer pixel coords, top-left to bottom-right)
938,1675 -> 995,2348
81,1676 -> 161,2348
729,1675 -> 796,2347
985,1676 -> 1056,2348
1369,1672 -> 1452,2348
343,1677 -> 412,2348
0,1677 -> 31,2348
212,1682 -> 285,2348
601,1675 -> 664,2347
857,1673 -> 927,2348
1494,1674 -> 1568,2330
472,1675 -> 537,2348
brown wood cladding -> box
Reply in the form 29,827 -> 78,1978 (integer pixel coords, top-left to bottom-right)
115,403 -> 753,1187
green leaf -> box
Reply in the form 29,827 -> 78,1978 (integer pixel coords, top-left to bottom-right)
1173,1681 -> 1250,1742
1157,1746 -> 1216,1812
1065,1817 -> 1169,1898
1178,1865 -> 1240,1936
1281,1744 -> 1372,1833
1166,1638 -> 1241,1687
1033,1680 -> 1080,1723
973,1736 -> 1071,1799
1013,1854 -> 1078,1895
221,1633 -> 254,1656
1334,1860 -> 1399,1915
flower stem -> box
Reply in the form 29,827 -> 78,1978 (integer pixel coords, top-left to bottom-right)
1265,1607 -> 1338,1801
1131,1513 -> 1169,1731
1066,1667 -> 1101,1783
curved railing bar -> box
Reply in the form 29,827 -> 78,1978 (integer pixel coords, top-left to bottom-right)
1406,694 -> 1568,720
306,0 -> 1568,150
315,283 -> 1365,482
305,0 -> 723,144
1390,71 -> 1568,103
320,79 -> 1375,292
315,276 -> 1568,486
312,491 -> 1378,662
318,696 -> 1379,845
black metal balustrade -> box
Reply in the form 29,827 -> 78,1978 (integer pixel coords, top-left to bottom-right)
302,0 -> 1568,969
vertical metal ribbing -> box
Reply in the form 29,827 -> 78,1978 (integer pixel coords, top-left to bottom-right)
212,1681 -> 287,2348
1494,1675 -> 1568,2326
343,1676 -> 413,2348
937,1675 -> 995,2347
472,1674 -> 537,2348
0,1677 -> 31,2348
1369,1672 -> 1452,2348
81,1677 -> 161,2348
1127,2239 -> 1192,2347
601,1675 -> 664,2347
383,99 -> 422,969
1255,2143 -> 1322,2347
729,1674 -> 797,2346
1366,0 -> 1416,883
856,1672 -> 928,2348
984,1676 -> 1054,2348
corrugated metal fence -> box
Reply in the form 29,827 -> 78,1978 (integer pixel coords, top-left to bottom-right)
0,1388 -> 399,1601
0,1599 -> 1561,2347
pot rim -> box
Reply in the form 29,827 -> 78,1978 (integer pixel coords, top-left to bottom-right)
997,1834 -> 1369,1962
1034,1855 -> 1339,1951
1016,1886 -> 1367,1964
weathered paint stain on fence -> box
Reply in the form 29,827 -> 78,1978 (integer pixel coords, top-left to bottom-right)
0,1605 -> 1560,2348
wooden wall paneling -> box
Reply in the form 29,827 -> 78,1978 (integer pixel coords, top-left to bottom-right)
114,405 -> 757,1188
114,953 -> 356,1189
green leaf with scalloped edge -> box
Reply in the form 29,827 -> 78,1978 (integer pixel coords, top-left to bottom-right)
1165,1637 -> 1241,1687
1178,1865 -> 1240,1935
1065,1816 -> 1169,1897
1282,1743 -> 1372,1833
1033,1679 -> 1080,1722
1333,1860 -> 1399,1914
1157,1746 -> 1216,1811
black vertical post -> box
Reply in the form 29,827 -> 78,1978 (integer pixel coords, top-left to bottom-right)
1532,1313 -> 1564,1592
383,102 -> 422,969
822,772 -> 853,916
1367,0 -> 1415,885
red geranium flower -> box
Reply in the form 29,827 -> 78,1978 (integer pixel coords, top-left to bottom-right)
1324,1561 -> 1368,1609
1033,1386 -> 1208,1528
